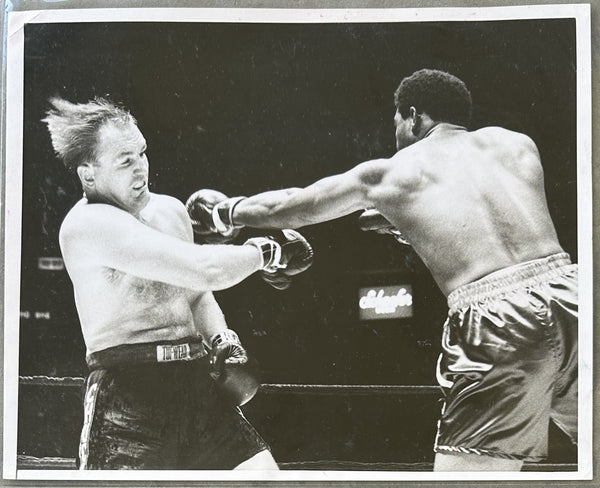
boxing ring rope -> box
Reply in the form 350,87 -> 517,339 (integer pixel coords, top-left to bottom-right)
17,374 -> 442,470
258,383 -> 441,395
16,375 -> 576,471
19,374 -> 442,395
19,375 -> 86,387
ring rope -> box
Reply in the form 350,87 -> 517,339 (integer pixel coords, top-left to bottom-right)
259,383 -> 441,395
19,375 -> 85,387
19,375 -> 441,395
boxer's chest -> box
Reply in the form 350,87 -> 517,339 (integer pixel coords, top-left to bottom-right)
104,206 -> 192,303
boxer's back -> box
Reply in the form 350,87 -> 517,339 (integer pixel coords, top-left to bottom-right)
375,126 -> 564,295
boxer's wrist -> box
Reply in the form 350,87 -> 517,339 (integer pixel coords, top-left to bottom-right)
210,329 -> 241,348
243,237 -> 282,272
212,197 -> 246,235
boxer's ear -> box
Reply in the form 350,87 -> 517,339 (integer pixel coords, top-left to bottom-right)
409,106 -> 421,136
77,163 -> 95,189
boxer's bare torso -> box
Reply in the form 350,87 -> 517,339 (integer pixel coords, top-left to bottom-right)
369,125 -> 563,294
60,193 -> 226,354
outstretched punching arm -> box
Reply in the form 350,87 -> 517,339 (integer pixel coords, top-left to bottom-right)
235,159 -> 389,229
187,158 -> 390,232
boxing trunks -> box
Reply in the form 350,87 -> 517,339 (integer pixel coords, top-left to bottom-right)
79,337 -> 270,469
435,253 -> 578,461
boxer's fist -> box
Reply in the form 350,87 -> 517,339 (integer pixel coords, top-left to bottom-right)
185,189 -> 241,243
358,209 -> 410,245
209,330 -> 260,406
244,229 -> 314,289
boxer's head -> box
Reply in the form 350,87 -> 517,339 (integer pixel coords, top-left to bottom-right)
43,97 -> 150,216
43,97 -> 137,171
393,69 -> 472,149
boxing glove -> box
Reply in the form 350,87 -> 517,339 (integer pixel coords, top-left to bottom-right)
244,229 -> 314,290
208,329 -> 260,407
185,189 -> 242,243
358,209 -> 411,245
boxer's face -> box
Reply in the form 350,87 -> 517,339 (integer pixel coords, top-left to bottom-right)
87,120 -> 150,216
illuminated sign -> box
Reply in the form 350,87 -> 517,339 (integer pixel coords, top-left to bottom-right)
38,257 -> 64,271
358,285 -> 413,320
20,310 -> 52,320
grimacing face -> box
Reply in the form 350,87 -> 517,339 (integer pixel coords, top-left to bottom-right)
87,120 -> 150,216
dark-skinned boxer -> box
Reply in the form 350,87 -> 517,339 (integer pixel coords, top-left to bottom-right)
43,97 -> 313,470
187,69 -> 578,472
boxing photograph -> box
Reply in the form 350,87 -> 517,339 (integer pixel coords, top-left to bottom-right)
2,3 -> 593,483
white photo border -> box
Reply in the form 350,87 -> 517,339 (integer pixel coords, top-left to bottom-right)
3,4 -> 593,482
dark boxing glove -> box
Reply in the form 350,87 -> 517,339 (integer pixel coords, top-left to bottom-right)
185,189 -> 243,243
208,329 -> 260,407
358,209 -> 410,245
244,229 -> 314,290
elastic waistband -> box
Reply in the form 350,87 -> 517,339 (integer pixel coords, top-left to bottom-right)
86,337 -> 208,371
447,253 -> 575,313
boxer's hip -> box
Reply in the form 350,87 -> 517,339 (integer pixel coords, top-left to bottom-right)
85,336 -> 208,371
435,253 -> 578,461
446,253 -> 577,314
79,336 -> 267,469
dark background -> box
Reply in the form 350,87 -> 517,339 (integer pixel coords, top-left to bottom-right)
17,19 -> 577,467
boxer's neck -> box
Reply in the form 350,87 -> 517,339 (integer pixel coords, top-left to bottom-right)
422,122 -> 467,139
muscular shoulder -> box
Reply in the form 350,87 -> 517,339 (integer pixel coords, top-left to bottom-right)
61,199 -> 129,232
384,145 -> 429,190
59,200 -> 134,247
473,126 -> 539,155
471,127 -> 543,182
150,193 -> 188,218
352,157 -> 423,198
144,193 -> 193,241
149,193 -> 190,226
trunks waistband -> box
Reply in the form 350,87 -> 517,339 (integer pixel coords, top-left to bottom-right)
447,253 -> 575,313
86,337 -> 208,371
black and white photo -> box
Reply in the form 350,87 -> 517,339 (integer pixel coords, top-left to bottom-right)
2,4 -> 593,483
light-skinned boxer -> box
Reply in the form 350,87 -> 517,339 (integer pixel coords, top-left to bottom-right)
43,97 -> 313,470
187,69 -> 578,471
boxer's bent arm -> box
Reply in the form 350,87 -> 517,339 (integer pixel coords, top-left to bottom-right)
59,204 -> 261,291
189,291 -> 229,340
233,159 -> 388,229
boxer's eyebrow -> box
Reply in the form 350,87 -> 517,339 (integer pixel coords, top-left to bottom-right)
116,142 -> 147,160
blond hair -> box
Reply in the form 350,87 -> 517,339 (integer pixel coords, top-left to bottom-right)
42,97 -> 136,171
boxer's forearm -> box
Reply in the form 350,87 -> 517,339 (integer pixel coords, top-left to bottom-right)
234,170 -> 372,229
189,244 -> 263,291
190,291 -> 229,341
233,188 -> 319,229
